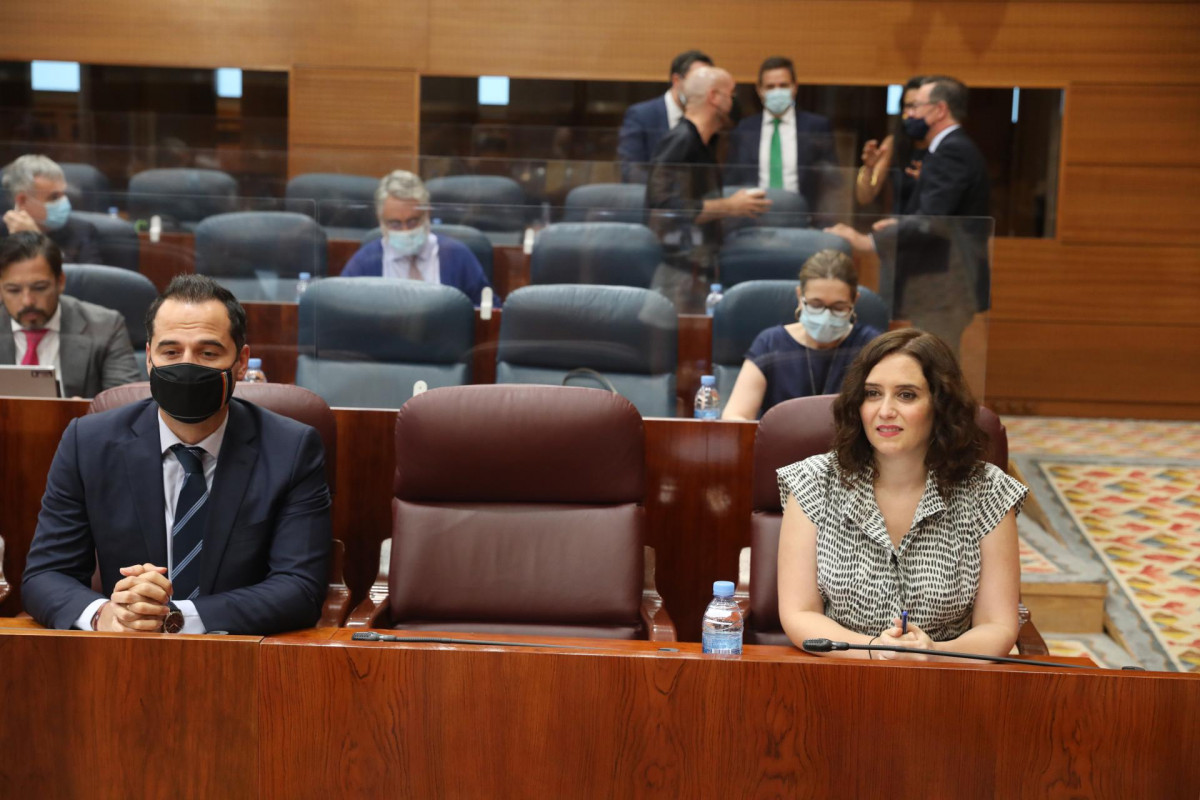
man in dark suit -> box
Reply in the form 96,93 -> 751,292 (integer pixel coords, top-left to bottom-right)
827,75 -> 990,355
0,232 -> 140,397
725,56 -> 841,217
22,274 -> 332,635
2,154 -> 101,264
618,50 -> 713,183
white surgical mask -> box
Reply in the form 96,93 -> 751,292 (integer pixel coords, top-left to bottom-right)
763,88 -> 794,116
387,226 -> 427,257
42,196 -> 72,231
800,306 -> 852,344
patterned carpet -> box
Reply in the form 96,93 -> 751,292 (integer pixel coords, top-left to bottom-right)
1005,416 -> 1200,674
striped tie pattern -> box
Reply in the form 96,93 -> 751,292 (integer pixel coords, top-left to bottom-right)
169,444 -> 209,601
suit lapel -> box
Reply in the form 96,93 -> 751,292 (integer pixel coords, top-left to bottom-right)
198,400 -> 258,594
0,326 -> 14,364
123,401 -> 168,566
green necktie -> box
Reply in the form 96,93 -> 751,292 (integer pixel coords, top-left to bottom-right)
768,117 -> 784,190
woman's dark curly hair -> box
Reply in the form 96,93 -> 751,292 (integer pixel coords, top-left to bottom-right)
831,328 -> 987,488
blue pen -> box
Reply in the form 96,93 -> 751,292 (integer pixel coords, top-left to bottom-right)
901,610 -> 909,634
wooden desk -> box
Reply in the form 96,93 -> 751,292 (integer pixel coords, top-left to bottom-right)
259,629 -> 1200,799
0,626 -> 261,798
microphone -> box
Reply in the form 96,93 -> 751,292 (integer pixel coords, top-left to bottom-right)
350,632 -> 613,650
802,638 -> 1097,669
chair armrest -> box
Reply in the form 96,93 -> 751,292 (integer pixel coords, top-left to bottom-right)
344,538 -> 393,629
640,546 -> 677,642
1016,602 -> 1049,656
317,539 -> 351,628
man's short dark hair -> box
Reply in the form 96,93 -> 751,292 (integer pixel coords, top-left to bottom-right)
758,56 -> 796,85
145,274 -> 247,351
922,75 -> 969,121
0,231 -> 63,279
904,75 -> 927,92
669,50 -> 713,81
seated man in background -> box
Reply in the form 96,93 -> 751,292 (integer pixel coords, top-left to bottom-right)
726,56 -> 841,218
341,170 -> 495,307
0,232 -> 139,397
22,274 -> 332,635
618,49 -> 713,183
2,154 -> 101,264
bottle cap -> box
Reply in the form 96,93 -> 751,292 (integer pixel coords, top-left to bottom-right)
700,375 -> 715,386
298,272 -> 312,280
711,283 -> 723,293
713,580 -> 735,597
247,358 -> 262,369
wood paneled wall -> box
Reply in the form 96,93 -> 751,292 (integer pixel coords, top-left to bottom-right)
2,0 -> 1198,417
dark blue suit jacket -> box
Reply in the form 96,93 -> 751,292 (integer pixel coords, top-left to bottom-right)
724,110 -> 840,211
618,95 -> 671,183
21,397 -> 332,634
341,234 -> 496,307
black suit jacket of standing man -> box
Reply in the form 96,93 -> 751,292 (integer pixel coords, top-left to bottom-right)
724,109 -> 840,214
882,126 -> 992,312
22,396 -> 332,634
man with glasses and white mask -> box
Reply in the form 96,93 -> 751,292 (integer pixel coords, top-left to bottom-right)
2,154 -> 101,265
341,170 -> 495,306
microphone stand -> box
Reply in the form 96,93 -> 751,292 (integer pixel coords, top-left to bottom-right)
801,638 -> 1112,669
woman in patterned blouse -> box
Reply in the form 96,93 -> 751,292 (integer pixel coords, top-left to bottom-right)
776,328 -> 1027,660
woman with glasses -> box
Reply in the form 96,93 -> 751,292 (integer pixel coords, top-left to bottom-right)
721,249 -> 882,420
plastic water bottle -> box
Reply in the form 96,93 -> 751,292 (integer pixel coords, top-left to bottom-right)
694,375 -> 720,420
702,580 -> 743,656
243,358 -> 268,383
705,283 -> 724,317
295,272 -> 312,302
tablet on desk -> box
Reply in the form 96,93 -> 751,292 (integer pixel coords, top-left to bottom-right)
0,365 -> 62,398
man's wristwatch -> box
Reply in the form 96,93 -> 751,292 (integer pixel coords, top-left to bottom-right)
162,602 -> 185,634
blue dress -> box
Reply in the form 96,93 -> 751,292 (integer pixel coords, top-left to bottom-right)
745,323 -> 882,417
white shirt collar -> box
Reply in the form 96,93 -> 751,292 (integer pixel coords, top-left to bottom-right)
665,89 -> 684,129
9,302 -> 62,334
157,406 -> 230,461
767,105 -> 796,127
928,123 -> 962,153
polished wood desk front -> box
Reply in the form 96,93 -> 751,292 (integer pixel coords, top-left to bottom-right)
258,630 -> 1197,799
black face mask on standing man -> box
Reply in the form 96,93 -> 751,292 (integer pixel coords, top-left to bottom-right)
149,361 -> 236,424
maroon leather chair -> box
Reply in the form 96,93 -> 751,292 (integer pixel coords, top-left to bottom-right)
85,381 -> 349,626
347,384 -> 676,641
739,394 -> 1046,654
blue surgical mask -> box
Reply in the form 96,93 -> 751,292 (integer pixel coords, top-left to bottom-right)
387,227 -> 427,257
800,306 -> 852,344
42,196 -> 71,231
763,88 -> 794,116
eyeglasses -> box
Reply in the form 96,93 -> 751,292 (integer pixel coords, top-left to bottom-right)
382,215 -> 426,232
802,298 -> 854,318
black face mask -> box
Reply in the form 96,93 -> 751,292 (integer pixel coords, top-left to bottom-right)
149,361 -> 236,424
903,116 -> 930,141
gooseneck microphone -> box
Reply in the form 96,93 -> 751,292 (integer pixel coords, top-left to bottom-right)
801,638 -> 1104,669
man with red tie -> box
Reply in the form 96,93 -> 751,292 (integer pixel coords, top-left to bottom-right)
0,231 -> 139,397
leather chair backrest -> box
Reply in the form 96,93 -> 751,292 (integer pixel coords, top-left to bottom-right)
497,284 -> 677,417
563,183 -> 648,225
67,212 -> 139,271
530,222 -> 660,288
296,277 -> 474,409
719,227 -> 851,288
711,280 -> 891,401
61,163 -> 111,213
284,172 -> 378,232
426,175 -> 526,232
721,186 -> 810,231
127,168 -> 238,230
87,382 -> 338,488
358,223 -> 495,284
194,211 -> 328,302
388,384 -> 646,637
747,395 -> 1009,637
63,264 -> 157,353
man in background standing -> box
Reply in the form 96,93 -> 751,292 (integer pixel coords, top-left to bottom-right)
618,50 -> 713,183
